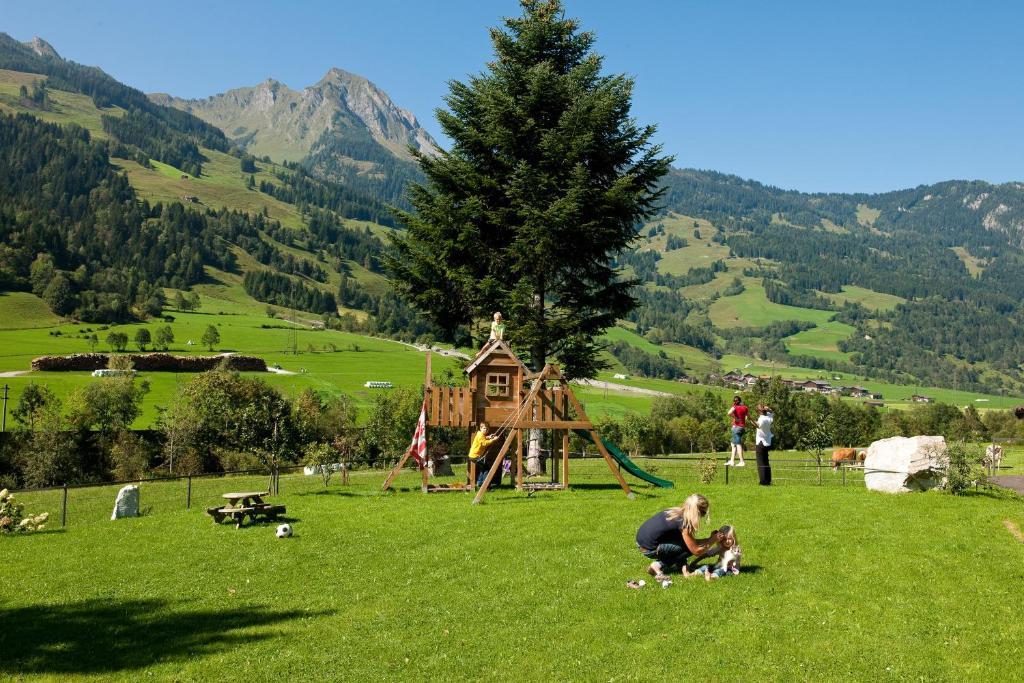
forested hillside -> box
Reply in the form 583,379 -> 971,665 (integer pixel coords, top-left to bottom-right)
647,169 -> 1024,393
2,32 -> 1023,397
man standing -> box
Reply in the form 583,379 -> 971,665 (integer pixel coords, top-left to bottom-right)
726,395 -> 749,467
755,404 -> 774,485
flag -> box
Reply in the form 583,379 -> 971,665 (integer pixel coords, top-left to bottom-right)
406,399 -> 428,467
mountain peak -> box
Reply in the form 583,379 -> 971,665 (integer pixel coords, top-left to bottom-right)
153,69 -> 439,162
26,36 -> 59,59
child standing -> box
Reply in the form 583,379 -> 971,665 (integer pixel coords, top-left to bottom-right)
468,422 -> 500,488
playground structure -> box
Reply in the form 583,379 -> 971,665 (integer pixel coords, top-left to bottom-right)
382,340 -> 672,503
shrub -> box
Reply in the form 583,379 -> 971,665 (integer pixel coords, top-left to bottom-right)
304,442 -> 340,488
109,431 -> 150,481
943,441 -> 983,496
697,455 -> 718,484
0,488 -> 48,534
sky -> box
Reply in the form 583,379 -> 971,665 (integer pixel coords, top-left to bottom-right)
3,0 -> 1022,193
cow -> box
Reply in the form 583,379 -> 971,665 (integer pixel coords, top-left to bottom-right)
984,444 -> 1004,472
832,448 -> 867,470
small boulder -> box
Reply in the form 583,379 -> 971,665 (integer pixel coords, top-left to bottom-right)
111,485 -> 140,520
864,435 -> 946,493
429,456 -> 454,477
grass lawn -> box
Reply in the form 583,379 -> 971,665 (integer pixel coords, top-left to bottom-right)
784,320 -> 856,362
3,461 -> 1022,681
821,285 -> 904,312
709,280 -> 836,329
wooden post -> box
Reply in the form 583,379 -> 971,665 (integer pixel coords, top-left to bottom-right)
562,430 -> 570,489
61,484 -> 68,527
382,449 -> 414,492
186,475 -> 192,509
469,459 -> 477,492
516,429 -> 524,490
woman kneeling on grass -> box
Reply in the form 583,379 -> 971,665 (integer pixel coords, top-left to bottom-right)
635,493 -> 722,582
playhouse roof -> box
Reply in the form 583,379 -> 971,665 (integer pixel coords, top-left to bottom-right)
464,339 -> 529,376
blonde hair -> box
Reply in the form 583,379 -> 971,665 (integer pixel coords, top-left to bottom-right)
666,493 -> 709,532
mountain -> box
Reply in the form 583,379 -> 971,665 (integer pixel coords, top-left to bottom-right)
638,169 -> 1024,393
151,69 -> 439,207
3,32 -> 1024,396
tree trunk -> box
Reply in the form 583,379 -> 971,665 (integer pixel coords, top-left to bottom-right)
526,288 -> 546,476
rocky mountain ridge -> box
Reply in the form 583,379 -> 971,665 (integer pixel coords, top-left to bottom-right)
150,68 -> 439,165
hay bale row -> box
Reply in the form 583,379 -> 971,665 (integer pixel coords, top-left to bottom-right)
30,353 -> 267,372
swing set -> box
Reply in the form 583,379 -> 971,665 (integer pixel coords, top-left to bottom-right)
382,340 -> 671,503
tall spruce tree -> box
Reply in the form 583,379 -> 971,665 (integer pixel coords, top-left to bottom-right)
387,0 -> 671,378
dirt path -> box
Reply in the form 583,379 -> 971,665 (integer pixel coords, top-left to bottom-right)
572,378 -> 674,398
0,370 -> 29,378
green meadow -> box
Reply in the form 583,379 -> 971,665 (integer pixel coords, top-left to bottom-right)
3,458 -> 1022,681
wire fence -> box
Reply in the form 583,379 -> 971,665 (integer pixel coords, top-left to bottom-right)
9,450 -> 1014,528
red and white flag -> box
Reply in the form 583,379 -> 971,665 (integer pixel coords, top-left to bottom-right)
407,400 -> 428,467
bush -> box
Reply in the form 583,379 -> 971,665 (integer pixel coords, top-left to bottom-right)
110,431 -> 150,481
697,456 -> 718,484
0,488 -> 48,534
304,442 -> 341,487
943,441 -> 983,496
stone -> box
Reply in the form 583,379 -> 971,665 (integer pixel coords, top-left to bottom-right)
111,485 -> 140,520
428,456 -> 454,477
864,435 -> 946,493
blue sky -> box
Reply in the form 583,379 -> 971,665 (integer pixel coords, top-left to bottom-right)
3,0 -> 1022,193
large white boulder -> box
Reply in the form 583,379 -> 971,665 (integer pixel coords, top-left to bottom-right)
111,484 -> 140,520
864,435 -> 946,493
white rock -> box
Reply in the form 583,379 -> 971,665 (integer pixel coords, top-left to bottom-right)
864,435 -> 946,493
111,485 -> 140,520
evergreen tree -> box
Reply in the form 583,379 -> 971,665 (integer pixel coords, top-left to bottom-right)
387,0 -> 671,378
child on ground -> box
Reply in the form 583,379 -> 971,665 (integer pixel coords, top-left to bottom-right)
635,494 -> 723,582
684,525 -> 741,581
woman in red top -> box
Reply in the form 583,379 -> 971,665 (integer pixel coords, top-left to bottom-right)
726,395 -> 749,467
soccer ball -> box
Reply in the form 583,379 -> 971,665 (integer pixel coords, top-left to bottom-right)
275,523 -> 292,538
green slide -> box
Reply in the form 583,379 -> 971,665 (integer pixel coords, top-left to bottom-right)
573,429 -> 674,488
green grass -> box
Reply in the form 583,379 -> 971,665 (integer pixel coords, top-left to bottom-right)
113,151 -> 307,230
856,203 -> 881,227
709,280 -> 836,328
951,246 -> 985,277
640,213 -> 730,275
821,285 -> 904,312
0,291 -> 62,329
784,320 -> 856,362
0,70 -> 126,137
3,462 -> 1022,681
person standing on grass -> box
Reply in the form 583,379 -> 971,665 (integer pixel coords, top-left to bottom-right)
755,404 -> 774,486
726,395 -> 750,467
468,422 -> 500,488
635,493 -> 723,581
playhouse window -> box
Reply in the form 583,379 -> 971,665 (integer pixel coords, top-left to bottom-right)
485,373 -> 510,398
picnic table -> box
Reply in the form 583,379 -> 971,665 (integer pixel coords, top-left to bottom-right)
206,491 -> 286,528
